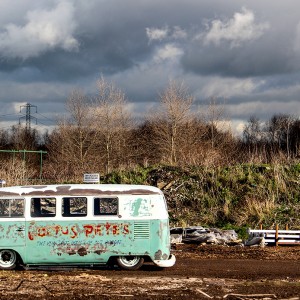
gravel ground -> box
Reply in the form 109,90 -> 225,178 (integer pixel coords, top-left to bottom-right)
0,244 -> 299,299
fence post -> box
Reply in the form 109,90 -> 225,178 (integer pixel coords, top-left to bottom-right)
275,224 -> 279,246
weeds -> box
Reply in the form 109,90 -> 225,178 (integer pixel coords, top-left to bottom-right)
145,163 -> 300,228
0,162 -> 299,229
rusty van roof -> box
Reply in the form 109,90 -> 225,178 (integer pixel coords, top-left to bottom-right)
0,184 -> 162,197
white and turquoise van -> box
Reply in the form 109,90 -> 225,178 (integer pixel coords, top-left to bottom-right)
0,184 -> 175,270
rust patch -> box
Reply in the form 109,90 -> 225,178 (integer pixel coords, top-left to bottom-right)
0,191 -> 20,197
162,253 -> 168,260
154,250 -> 168,260
0,185 -> 160,197
21,185 -> 48,189
154,250 -> 162,260
68,250 -> 76,256
78,247 -> 88,256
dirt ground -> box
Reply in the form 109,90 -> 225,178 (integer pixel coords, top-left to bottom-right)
1,244 -> 300,300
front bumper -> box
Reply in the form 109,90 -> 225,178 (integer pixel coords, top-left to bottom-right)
153,254 -> 176,268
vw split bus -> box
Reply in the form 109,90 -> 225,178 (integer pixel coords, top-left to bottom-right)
0,184 -> 175,270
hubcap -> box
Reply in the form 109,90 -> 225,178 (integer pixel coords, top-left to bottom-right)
119,256 -> 140,267
0,250 -> 15,266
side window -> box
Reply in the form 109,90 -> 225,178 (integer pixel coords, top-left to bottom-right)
31,198 -> 56,217
0,199 -> 24,218
62,197 -> 87,217
94,197 -> 118,215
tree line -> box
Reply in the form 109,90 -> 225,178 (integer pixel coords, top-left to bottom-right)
0,77 -> 299,184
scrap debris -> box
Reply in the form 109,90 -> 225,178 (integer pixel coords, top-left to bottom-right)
170,226 -> 242,245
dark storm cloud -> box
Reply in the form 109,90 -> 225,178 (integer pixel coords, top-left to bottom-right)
1,0 -> 294,81
0,0 -> 300,133
181,36 -> 295,78
0,1 -> 155,83
180,6 -> 300,78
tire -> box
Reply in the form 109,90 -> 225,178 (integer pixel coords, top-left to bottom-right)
0,249 -> 17,270
116,256 -> 144,270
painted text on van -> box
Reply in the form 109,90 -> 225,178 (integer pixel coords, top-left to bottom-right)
28,222 -> 130,241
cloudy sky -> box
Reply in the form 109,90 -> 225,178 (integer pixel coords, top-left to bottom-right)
0,0 -> 300,134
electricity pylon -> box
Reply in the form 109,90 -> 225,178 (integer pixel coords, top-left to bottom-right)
19,103 -> 37,130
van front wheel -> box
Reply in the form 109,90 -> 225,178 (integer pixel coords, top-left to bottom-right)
0,249 -> 17,270
117,256 -> 144,270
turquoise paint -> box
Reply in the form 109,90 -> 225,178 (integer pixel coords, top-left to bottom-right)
131,198 -> 142,216
0,218 -> 172,266
129,198 -> 151,217
0,221 -> 26,260
25,220 -> 132,264
16,219 -> 170,265
150,219 -> 170,261
0,184 -> 174,268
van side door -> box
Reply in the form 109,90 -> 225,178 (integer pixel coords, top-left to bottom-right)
0,198 -> 26,248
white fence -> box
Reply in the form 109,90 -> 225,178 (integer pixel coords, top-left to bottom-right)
248,227 -> 300,245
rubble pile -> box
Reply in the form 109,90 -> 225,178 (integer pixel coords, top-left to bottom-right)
170,226 -> 242,245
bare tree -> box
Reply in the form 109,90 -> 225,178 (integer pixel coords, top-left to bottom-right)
0,129 -> 10,149
267,114 -> 293,159
175,118 -> 210,165
242,115 -> 265,161
289,119 -> 300,157
197,97 -> 238,165
48,89 -> 100,180
65,89 -> 99,165
95,76 -> 133,173
127,121 -> 159,166
10,125 -> 40,151
243,116 -> 263,144
148,80 -> 194,165
203,97 -> 228,150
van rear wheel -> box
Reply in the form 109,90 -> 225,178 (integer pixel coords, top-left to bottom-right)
117,256 -> 144,270
0,249 -> 17,270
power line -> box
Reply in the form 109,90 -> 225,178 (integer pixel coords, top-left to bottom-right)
36,112 -> 55,124
0,113 -> 21,118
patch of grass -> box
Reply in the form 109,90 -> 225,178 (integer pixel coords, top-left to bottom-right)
137,163 -> 300,229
